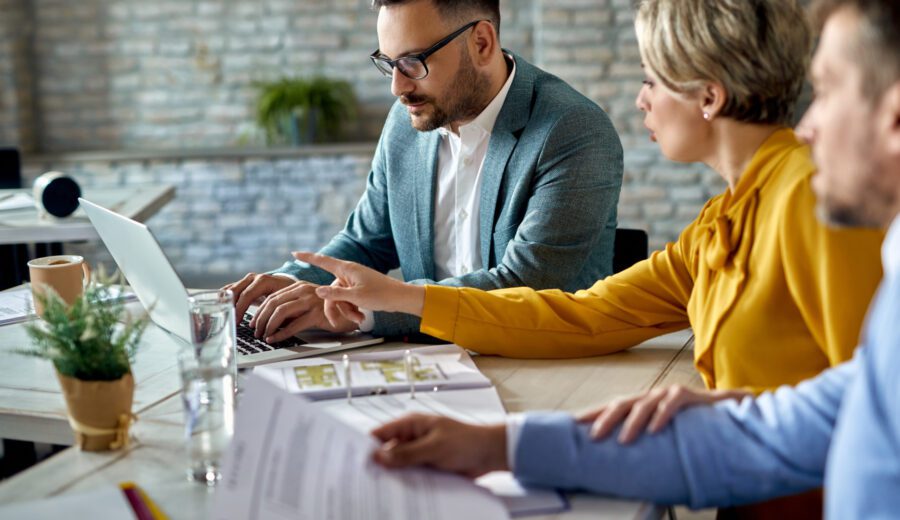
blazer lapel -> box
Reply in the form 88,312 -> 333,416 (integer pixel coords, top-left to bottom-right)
479,53 -> 533,268
414,132 -> 441,280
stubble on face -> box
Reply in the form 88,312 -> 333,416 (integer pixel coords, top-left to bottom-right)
404,45 -> 492,132
808,9 -> 893,229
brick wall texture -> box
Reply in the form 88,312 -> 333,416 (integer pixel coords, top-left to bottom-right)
5,0 -> 731,277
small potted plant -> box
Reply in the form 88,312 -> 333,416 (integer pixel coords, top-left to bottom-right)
18,271 -> 149,451
255,76 -> 357,145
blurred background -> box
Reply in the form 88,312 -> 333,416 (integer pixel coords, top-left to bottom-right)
0,0 -> 731,287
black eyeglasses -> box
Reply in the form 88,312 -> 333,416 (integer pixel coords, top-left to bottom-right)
370,20 -> 486,80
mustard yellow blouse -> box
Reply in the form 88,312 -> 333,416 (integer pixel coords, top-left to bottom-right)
420,129 -> 884,392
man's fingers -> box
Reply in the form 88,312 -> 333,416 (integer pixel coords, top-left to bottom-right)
228,274 -> 256,311
374,433 -> 438,469
371,413 -> 431,443
252,287 -> 315,335
293,251 -> 347,278
266,312 -> 318,343
235,277 -> 270,319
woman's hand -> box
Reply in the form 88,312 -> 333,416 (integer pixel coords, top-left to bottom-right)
292,252 -> 426,324
576,385 -> 751,444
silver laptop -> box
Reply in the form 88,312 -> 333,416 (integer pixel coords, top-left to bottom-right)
79,198 -> 383,368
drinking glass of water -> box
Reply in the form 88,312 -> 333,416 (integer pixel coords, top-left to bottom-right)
179,289 -> 237,485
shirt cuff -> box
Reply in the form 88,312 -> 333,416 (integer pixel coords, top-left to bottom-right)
358,308 -> 375,332
272,272 -> 299,282
506,413 -> 526,472
419,285 -> 461,340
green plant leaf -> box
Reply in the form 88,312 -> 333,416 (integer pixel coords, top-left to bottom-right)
20,270 -> 149,381
255,76 -> 357,145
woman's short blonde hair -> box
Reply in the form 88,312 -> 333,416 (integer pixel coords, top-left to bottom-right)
635,0 -> 811,125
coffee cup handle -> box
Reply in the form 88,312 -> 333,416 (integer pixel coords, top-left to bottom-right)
82,262 -> 92,288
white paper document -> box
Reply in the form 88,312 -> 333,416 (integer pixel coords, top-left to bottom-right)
0,285 -> 136,326
254,344 -> 492,399
314,386 -> 507,430
0,286 -> 37,326
0,192 -> 34,211
476,472 -> 569,517
212,375 -> 510,520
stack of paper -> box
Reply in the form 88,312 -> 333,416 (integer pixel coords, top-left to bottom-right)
242,346 -> 568,518
214,376 -> 511,520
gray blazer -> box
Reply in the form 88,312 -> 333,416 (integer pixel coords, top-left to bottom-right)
274,53 -> 623,337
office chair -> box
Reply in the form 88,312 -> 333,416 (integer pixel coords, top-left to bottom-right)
613,228 -> 649,274
0,148 -> 29,289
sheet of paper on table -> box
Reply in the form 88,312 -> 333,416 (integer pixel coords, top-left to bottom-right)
0,192 -> 34,211
0,285 -> 136,326
213,375 -> 511,520
312,386 -> 567,518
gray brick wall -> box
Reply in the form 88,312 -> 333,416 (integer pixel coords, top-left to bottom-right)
23,147 -> 374,282
7,0 -> 538,151
0,0 -> 36,151
6,0 -> 736,254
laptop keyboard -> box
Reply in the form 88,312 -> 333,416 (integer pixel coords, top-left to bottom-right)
236,313 -> 307,355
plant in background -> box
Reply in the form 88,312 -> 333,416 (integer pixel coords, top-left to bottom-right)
255,76 -> 357,146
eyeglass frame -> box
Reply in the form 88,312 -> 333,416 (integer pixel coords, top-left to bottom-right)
369,19 -> 488,80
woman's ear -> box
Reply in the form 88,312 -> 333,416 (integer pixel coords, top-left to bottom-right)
700,82 -> 727,121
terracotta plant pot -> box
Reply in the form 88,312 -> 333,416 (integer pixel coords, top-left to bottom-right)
56,371 -> 135,451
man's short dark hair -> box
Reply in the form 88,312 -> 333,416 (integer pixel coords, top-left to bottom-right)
372,0 -> 501,35
811,0 -> 900,101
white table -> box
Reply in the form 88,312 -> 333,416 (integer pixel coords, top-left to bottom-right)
0,185 -> 175,244
0,303 -> 183,445
0,316 -> 699,519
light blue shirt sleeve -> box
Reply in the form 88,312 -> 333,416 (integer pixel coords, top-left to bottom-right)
826,275 -> 900,518
512,359 -> 856,509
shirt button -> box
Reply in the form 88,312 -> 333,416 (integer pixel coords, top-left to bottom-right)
459,209 -> 468,220
463,157 -> 473,167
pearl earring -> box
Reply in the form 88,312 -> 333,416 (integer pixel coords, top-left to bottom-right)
703,112 -> 710,121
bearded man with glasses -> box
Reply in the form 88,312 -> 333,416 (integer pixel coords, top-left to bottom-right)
226,0 -> 623,342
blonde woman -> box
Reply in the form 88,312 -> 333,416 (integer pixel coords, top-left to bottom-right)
296,0 -> 883,515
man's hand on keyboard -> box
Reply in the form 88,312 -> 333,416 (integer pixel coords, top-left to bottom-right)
249,282 -> 358,343
225,273 -> 296,320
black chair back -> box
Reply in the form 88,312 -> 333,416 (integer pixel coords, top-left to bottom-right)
613,228 -> 649,274
0,148 -> 27,289
0,148 -> 21,189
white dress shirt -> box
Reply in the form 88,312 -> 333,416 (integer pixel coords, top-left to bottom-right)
432,58 -> 517,280
280,58 -> 518,332
883,214 -> 900,278
356,57 -> 517,332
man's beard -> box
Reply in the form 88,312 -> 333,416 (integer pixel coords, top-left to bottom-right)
816,173 -> 895,229
403,49 -> 492,132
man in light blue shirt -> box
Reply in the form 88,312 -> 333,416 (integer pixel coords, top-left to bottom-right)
367,0 -> 900,515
